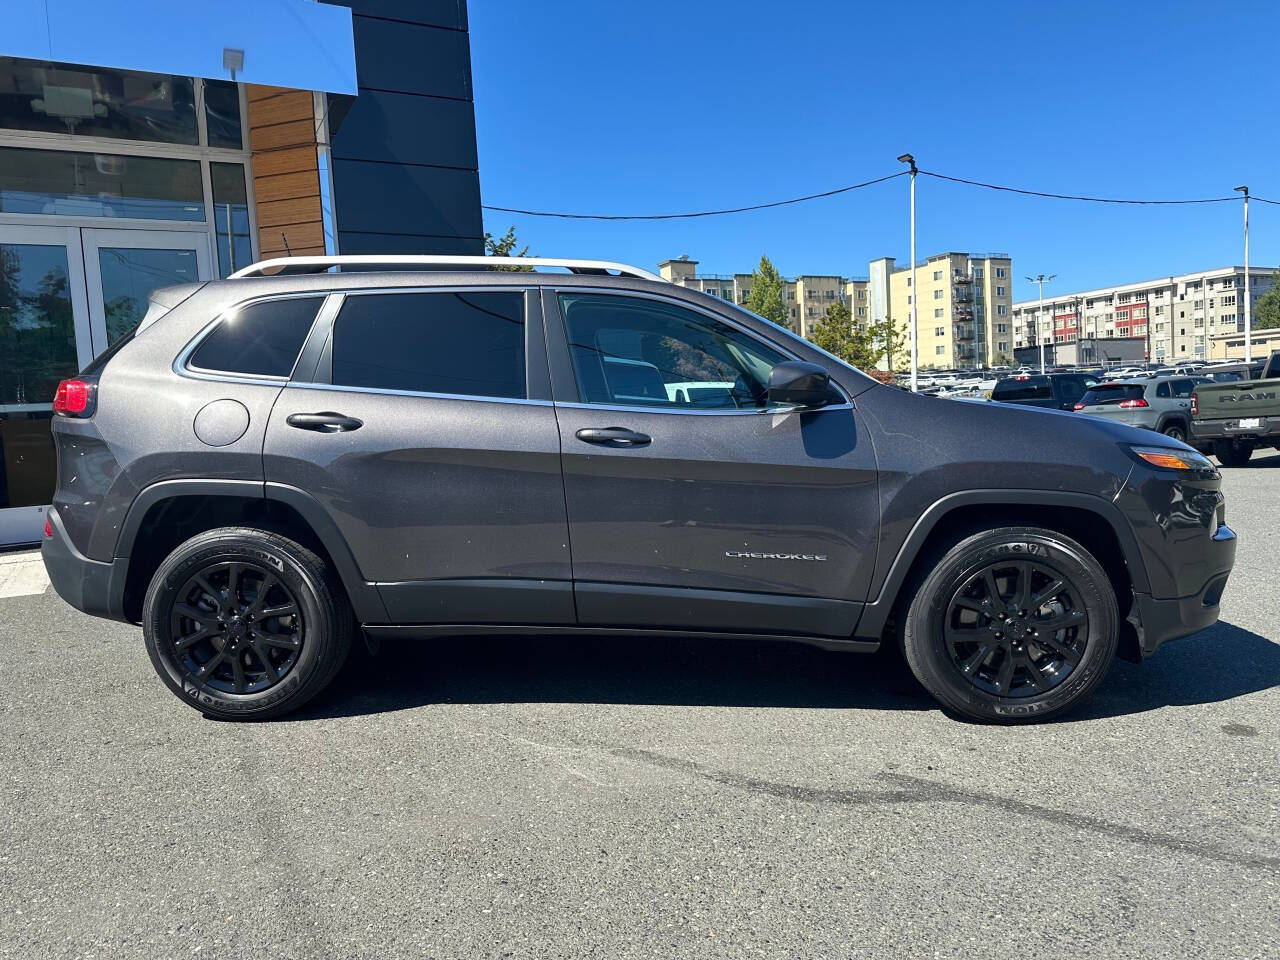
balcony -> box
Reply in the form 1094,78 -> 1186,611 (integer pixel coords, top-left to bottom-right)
953,291 -> 973,304
954,323 -> 975,341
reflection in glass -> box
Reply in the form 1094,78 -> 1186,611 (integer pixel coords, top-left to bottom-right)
97,248 -> 199,345
0,56 -> 197,144
211,163 -> 251,277
0,243 -> 78,406
203,80 -> 244,149
0,147 -> 204,221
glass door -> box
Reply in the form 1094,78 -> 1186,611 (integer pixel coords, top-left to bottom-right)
82,229 -> 212,352
0,224 -> 93,545
0,226 -> 215,545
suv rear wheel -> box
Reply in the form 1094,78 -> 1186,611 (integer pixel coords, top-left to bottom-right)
142,527 -> 353,720
1161,422 -> 1187,442
901,526 -> 1118,723
1212,439 -> 1253,467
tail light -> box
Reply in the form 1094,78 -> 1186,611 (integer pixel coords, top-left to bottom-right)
53,378 -> 95,417
1191,392 -> 1198,416
1118,398 -> 1149,409
44,515 -> 53,539
1073,402 -> 1085,410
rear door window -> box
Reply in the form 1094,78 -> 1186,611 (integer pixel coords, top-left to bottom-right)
190,296 -> 324,378
1156,382 -> 1171,398
992,378 -> 1051,401
1079,384 -> 1145,406
330,291 -> 526,399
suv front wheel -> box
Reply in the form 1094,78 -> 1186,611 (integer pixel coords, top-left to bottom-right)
142,527 -> 353,720
902,526 -> 1118,723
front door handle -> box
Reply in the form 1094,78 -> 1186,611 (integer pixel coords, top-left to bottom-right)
286,411 -> 363,433
575,426 -> 651,447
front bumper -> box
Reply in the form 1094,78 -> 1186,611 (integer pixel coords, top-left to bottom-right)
41,508 -> 131,623
1124,523 -> 1235,659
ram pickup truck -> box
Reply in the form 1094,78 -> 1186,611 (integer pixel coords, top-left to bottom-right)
1191,349 -> 1280,465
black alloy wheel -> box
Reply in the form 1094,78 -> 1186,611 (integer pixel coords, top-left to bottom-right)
942,559 -> 1087,698
168,561 -> 303,695
1162,424 -> 1187,442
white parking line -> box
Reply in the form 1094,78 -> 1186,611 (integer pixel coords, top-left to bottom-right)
0,551 -> 49,599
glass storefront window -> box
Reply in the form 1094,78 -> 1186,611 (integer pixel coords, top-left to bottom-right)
0,242 -> 78,408
211,163 -> 251,276
0,147 -> 204,221
0,57 -> 197,145
203,80 -> 244,149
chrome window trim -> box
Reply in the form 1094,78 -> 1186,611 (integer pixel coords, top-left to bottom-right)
174,291 -> 336,385
551,286 -> 854,413
553,400 -> 853,417
283,381 -> 553,408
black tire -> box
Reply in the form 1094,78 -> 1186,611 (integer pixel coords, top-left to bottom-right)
142,527 -> 353,720
901,526 -> 1118,724
1161,422 -> 1187,443
1213,439 -> 1253,467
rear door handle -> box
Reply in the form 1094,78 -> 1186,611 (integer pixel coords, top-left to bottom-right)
286,411 -> 363,433
575,426 -> 651,447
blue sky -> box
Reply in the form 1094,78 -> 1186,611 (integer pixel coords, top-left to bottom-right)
469,0 -> 1278,303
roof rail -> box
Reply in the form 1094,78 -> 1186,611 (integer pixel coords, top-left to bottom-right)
228,255 -> 665,283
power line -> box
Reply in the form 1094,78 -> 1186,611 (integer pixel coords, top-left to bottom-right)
481,171 -> 907,220
918,169 -> 1239,205
482,167 -> 1280,219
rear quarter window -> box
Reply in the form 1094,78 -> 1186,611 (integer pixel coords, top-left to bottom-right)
189,296 -> 324,378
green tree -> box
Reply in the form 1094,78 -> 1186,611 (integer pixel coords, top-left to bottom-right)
993,351 -> 1014,366
869,316 -> 908,372
810,302 -> 877,369
744,255 -> 791,330
1255,273 -> 1280,330
483,226 -> 533,271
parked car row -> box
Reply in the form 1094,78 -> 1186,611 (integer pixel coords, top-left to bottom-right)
977,352 -> 1280,462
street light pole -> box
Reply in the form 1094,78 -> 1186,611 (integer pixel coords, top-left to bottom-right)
1026,273 -> 1056,374
898,153 -> 918,392
1235,185 -> 1251,362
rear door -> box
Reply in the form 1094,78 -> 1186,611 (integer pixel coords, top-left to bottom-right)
544,289 -> 879,638
264,286 -> 573,625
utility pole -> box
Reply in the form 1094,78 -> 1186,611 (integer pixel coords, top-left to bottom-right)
898,154 -> 918,391
1026,273 -> 1056,374
1235,185 -> 1251,362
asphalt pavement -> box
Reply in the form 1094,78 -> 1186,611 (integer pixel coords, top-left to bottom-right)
3,454 -> 1278,959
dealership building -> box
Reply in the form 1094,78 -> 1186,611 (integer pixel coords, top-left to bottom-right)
1,1 -> 483,544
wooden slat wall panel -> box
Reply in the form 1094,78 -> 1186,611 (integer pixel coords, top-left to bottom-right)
245,83 -> 325,261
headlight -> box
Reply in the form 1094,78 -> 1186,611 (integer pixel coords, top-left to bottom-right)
1127,445 -> 1215,472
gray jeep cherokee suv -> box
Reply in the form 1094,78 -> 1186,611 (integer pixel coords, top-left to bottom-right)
41,256 -> 1237,723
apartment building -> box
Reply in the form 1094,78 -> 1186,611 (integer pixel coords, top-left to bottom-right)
868,252 -> 1014,368
1010,266 -> 1278,363
657,257 -> 871,339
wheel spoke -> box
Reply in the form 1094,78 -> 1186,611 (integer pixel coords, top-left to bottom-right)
197,650 -> 227,679
245,575 -> 278,617
1038,609 -> 1086,632
173,602 -> 212,624
944,625 -> 989,650
226,563 -> 241,605
1031,578 -> 1065,610
995,649 -> 1016,693
259,602 -> 298,619
173,625 -> 214,652
953,596 -> 991,617
258,631 -> 300,650
982,568 -> 1002,606
960,641 -> 998,677
1023,653 -> 1050,690
231,656 -> 247,693
249,638 -> 280,680
1036,632 -> 1083,665
193,573 -> 220,605
1013,562 -> 1033,612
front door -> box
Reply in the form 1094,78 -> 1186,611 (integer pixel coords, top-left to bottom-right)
0,224 -> 213,545
545,290 -> 880,638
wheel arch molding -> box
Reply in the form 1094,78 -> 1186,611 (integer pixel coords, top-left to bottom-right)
854,488 -> 1150,641
113,478 -> 387,623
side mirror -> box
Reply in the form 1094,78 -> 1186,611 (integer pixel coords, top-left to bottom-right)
767,361 -> 844,409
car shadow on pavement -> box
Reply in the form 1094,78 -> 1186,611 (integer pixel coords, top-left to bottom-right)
1073,620 -> 1280,721
285,617 -> 1278,722
287,633 -> 935,721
